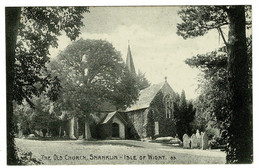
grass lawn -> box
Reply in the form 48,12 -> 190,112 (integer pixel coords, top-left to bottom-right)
15,138 -> 226,165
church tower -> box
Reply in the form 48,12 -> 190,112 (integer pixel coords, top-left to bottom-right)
126,42 -> 136,75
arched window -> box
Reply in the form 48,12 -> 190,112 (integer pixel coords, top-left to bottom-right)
164,94 -> 174,118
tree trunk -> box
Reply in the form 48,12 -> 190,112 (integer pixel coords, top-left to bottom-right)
59,126 -> 61,137
226,6 -> 252,163
6,7 -> 21,165
84,117 -> 92,140
74,117 -> 79,139
69,117 -> 76,139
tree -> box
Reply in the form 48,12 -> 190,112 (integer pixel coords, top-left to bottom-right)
136,70 -> 151,90
14,94 -> 60,137
49,39 -> 139,139
6,7 -> 89,164
109,68 -> 140,110
185,49 -> 229,130
174,90 -> 196,140
191,96 -> 208,131
6,8 -> 21,165
177,6 -> 252,163
186,35 -> 252,153
110,69 -> 150,110
179,90 -> 187,110
225,6 -> 252,163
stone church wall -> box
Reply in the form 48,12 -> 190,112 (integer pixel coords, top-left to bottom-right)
126,108 -> 149,139
125,91 -> 177,139
150,91 -> 177,138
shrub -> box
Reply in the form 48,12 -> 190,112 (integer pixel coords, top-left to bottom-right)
16,147 -> 42,165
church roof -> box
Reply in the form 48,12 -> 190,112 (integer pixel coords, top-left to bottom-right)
99,111 -> 117,124
99,111 -> 127,125
125,82 -> 165,112
125,79 -> 176,112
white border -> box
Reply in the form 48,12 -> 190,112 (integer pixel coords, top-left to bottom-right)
1,1 -> 259,168
2,0 -> 258,6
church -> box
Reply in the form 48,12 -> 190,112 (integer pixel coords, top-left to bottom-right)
61,44 -> 178,140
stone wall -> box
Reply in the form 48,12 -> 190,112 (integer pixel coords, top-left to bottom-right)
150,91 -> 177,138
126,108 -> 149,139
125,91 -> 177,139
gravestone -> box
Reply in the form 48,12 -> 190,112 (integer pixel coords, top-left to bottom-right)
196,130 -> 201,148
191,134 -> 198,149
202,132 -> 209,150
39,130 -> 43,137
183,134 -> 190,149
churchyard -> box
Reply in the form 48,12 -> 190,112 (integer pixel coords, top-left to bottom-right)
15,138 -> 226,165
183,130 -> 210,150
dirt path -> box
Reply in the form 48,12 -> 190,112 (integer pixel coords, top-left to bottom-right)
15,138 -> 226,165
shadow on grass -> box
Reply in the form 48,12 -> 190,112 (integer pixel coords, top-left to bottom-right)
149,140 -> 183,148
78,140 -> 144,148
22,137 -> 144,148
23,136 -> 75,141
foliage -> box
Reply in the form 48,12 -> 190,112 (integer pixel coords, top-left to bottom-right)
190,96 -> 209,131
174,90 -> 196,140
177,6 -> 251,39
186,37 -> 252,142
109,68 -> 140,110
16,148 -> 42,165
178,6 -> 252,163
136,70 -> 151,90
49,38 -> 139,118
14,7 -> 89,107
186,50 -> 229,130
6,7 -> 88,164
208,136 -> 223,150
177,6 -> 228,39
206,127 -> 220,139
149,90 -> 195,140
14,94 -> 61,136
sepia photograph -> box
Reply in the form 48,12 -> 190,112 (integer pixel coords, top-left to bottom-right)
4,2 -> 255,166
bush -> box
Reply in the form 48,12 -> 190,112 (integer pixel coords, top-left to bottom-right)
16,147 -> 42,165
206,127 -> 220,139
208,135 -> 226,150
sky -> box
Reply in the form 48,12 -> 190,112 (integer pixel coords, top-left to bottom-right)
49,6 -> 226,99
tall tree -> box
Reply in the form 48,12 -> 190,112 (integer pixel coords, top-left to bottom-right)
175,91 -> 196,140
185,50 -> 229,130
6,7 -> 89,164
177,6 -> 252,163
225,6 -> 252,163
6,7 -> 21,165
109,69 -> 140,110
136,70 -> 151,90
49,39 -> 139,139
179,90 -> 187,109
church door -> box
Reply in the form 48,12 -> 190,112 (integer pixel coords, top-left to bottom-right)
112,123 -> 119,137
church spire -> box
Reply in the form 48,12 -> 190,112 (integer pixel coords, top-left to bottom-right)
126,41 -> 136,75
